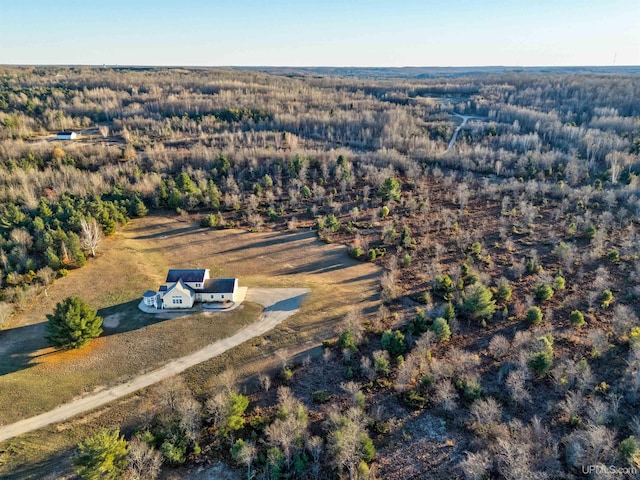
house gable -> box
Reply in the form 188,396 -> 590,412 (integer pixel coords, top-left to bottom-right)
161,278 -> 195,308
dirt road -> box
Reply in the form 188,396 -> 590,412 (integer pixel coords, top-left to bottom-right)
444,113 -> 488,153
0,288 -> 309,443
446,113 -> 473,153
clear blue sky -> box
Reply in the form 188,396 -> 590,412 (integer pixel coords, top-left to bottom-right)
1,0 -> 638,66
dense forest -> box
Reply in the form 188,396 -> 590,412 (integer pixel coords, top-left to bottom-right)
1,66 -> 640,479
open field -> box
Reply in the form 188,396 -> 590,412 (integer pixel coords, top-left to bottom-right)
0,287 -> 308,443
0,214 -> 381,478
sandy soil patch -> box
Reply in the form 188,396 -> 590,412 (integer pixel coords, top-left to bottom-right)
102,313 -> 122,328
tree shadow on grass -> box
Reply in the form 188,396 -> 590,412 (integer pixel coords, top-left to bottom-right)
97,299 -> 194,337
263,293 -> 310,314
0,299 -> 196,377
0,322 -> 48,377
0,444 -> 75,480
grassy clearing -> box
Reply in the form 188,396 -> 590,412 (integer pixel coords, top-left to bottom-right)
0,214 -> 381,478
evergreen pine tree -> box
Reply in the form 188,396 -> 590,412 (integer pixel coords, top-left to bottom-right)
46,296 -> 103,349
74,428 -> 128,480
463,283 -> 496,321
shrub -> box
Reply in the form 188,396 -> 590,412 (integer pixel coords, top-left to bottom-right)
312,390 -> 331,404
463,272 -> 479,287
217,393 -> 250,438
463,284 -> 496,321
373,351 -> 390,375
495,279 -> 513,302
402,389 -> 427,409
379,205 -> 390,218
160,440 -> 187,465
201,212 -> 221,228
526,306 -> 543,326
607,249 -> 620,262
600,289 -> 614,308
74,428 -> 128,480
458,378 -> 482,401
300,185 -> 312,198
378,177 -> 401,202
534,283 -> 554,302
525,257 -> 542,274
411,308 -> 429,334
444,302 -> 456,322
357,461 -> 371,479
619,436 -> 640,466
325,214 -> 340,232
381,330 -> 406,356
431,317 -> 451,342
583,224 -> 596,239
569,310 -> 586,328
367,247 -> 385,262
401,253 -> 412,268
338,330 -> 358,352
434,274 -> 455,301
360,432 -> 375,462
630,327 -> 640,346
553,275 -> 566,291
461,262 -> 470,276
528,336 -> 554,377
350,246 -> 364,259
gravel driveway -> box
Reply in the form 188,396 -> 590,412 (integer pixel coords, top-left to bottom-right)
0,288 -> 309,443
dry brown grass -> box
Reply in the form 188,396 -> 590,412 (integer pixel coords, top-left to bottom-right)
0,214 -> 380,478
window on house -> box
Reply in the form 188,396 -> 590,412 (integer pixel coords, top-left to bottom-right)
221,295 -> 225,299
172,296 -> 183,305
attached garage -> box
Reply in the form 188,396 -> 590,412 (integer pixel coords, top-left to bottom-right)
195,278 -> 239,303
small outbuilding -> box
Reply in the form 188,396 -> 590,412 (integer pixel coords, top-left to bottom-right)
57,131 -> 77,140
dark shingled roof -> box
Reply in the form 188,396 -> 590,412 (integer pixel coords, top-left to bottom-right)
201,278 -> 236,294
57,131 -> 75,135
166,269 -> 208,283
142,290 -> 157,297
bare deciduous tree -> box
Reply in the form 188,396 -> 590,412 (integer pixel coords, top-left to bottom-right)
127,439 -> 162,480
80,217 -> 103,257
258,372 -> 271,393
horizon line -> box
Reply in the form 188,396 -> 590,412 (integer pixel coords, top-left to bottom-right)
2,64 -> 639,69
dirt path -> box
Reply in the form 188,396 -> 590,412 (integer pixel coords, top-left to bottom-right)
0,288 -> 308,443
446,113 -> 473,153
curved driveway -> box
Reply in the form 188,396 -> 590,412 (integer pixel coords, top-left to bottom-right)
0,288 -> 309,443
446,113 -> 473,153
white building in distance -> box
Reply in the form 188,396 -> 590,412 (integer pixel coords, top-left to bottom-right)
56,131 -> 77,140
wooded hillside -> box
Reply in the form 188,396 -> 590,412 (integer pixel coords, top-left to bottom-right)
1,66 -> 640,479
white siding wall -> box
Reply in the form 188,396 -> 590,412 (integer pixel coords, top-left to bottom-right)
197,293 -> 231,302
165,291 -> 193,308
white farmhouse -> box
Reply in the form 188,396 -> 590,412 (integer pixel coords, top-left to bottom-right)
160,278 -> 196,308
147,269 -> 239,309
57,131 -> 77,140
